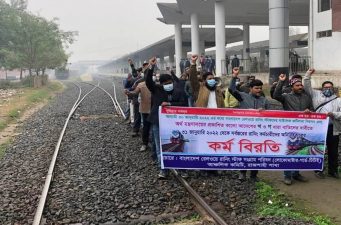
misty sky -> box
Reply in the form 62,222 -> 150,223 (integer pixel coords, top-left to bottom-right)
25,0 -> 282,63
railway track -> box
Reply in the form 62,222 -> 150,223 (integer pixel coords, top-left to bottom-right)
32,77 -> 229,225
0,76 -> 316,225
32,81 -> 125,225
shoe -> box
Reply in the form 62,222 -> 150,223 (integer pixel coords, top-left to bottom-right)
283,177 -> 292,185
293,174 -> 308,182
158,170 -> 168,179
238,172 -> 246,181
140,145 -> 147,152
250,176 -> 260,182
327,172 -> 340,179
314,171 -> 325,179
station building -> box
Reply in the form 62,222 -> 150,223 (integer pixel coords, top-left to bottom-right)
100,0 -> 341,82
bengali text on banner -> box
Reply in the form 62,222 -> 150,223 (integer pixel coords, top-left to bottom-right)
159,107 -> 329,171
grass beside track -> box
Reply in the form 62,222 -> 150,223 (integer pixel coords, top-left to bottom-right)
0,81 -> 63,159
0,139 -> 12,159
255,181 -> 336,225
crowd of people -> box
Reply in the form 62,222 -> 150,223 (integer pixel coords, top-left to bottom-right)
123,54 -> 340,184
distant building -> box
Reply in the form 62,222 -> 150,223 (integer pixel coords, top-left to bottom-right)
310,0 -> 341,71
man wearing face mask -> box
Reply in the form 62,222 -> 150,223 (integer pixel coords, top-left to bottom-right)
273,73 -> 313,185
303,69 -> 340,179
145,57 -> 187,179
189,54 -> 225,108
229,67 -> 270,182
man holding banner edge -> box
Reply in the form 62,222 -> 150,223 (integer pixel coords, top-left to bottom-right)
273,73 -> 314,185
303,69 -> 340,179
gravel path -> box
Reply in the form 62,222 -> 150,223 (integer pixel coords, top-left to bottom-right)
0,82 -> 83,224
0,76 -> 317,225
43,80 -> 194,225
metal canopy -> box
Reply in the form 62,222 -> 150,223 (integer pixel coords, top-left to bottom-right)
158,0 -> 309,26
113,27 -> 243,63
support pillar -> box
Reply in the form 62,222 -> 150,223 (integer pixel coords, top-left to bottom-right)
174,23 -> 183,76
260,48 -> 267,72
269,0 -> 289,83
159,56 -> 165,70
169,53 -> 175,70
215,0 -> 226,77
243,23 -> 250,63
308,0 -> 314,68
182,48 -> 189,59
199,40 -> 205,56
191,13 -> 200,55
242,23 -> 251,72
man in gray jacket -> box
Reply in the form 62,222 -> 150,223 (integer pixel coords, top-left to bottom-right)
273,73 -> 313,185
303,69 -> 340,179
229,67 -> 270,181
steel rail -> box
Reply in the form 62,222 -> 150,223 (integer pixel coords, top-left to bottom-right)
32,82 -> 98,225
171,169 -> 229,225
112,80 -> 126,119
72,81 -> 100,113
82,81 -> 125,118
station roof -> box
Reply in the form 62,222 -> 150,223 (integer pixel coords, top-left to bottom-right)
157,0 -> 309,26
110,27 -> 243,63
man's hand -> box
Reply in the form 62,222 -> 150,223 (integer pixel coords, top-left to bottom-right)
327,112 -> 334,119
307,68 -> 315,76
128,58 -> 133,65
124,89 -> 129,95
191,54 -> 198,64
279,73 -> 286,81
149,57 -> 157,66
232,67 -> 239,78
161,102 -> 171,107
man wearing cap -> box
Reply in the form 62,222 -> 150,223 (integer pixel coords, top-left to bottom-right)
273,73 -> 313,185
270,74 -> 303,99
303,69 -> 340,179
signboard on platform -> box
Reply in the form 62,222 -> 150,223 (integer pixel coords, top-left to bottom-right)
159,107 -> 329,171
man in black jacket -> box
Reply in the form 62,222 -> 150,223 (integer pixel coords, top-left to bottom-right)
270,74 -> 303,99
231,55 -> 240,68
273,73 -> 313,185
128,59 -> 150,137
145,57 -> 187,178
